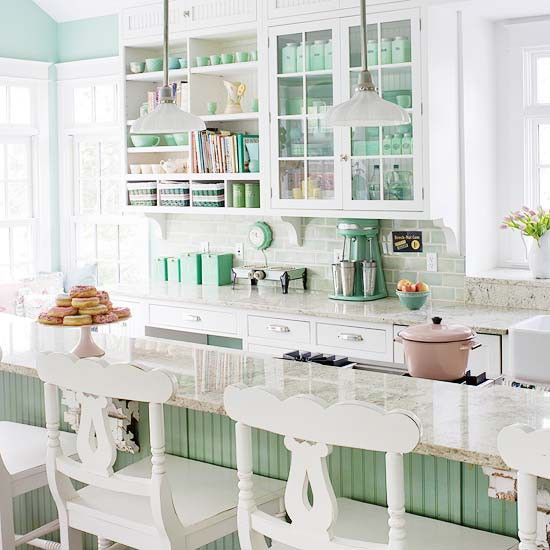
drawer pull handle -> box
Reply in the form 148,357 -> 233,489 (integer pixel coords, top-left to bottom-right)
182,315 -> 202,322
267,324 -> 290,333
338,333 -> 363,342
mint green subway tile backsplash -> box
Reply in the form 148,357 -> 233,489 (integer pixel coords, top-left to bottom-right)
156,216 -> 465,302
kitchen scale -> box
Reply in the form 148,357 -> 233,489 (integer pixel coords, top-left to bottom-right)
231,222 -> 307,294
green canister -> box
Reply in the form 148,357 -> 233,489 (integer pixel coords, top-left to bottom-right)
232,182 -> 245,208
381,38 -> 393,65
367,39 -> 378,67
324,39 -> 332,70
392,36 -> 411,64
245,182 -> 260,208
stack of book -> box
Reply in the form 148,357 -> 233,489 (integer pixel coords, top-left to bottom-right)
147,81 -> 189,113
191,131 -> 258,174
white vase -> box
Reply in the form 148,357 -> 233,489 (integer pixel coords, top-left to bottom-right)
528,232 -> 550,278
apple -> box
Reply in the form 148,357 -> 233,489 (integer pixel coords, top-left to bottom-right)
397,279 -> 412,291
416,281 -> 430,292
403,283 -> 417,292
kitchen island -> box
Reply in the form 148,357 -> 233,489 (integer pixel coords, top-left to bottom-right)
0,314 -> 526,546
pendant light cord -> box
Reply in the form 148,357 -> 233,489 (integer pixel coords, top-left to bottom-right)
163,0 -> 169,89
360,0 -> 368,72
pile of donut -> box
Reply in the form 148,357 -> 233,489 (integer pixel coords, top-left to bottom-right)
38,286 -> 131,327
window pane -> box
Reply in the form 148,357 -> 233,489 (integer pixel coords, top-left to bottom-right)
97,262 -> 118,286
79,142 -> 99,179
119,223 -> 148,262
7,143 -> 28,180
0,228 -> 9,270
95,84 -> 116,123
100,140 -> 120,177
540,167 -> 550,208
537,56 -> 550,104
74,87 -> 93,124
0,86 -> 7,124
7,181 -> 31,218
100,179 -> 119,215
97,224 -> 118,260
76,223 -> 96,262
11,225 -> 32,264
120,262 -> 144,285
539,124 -> 550,165
79,180 -> 99,215
9,86 -> 31,125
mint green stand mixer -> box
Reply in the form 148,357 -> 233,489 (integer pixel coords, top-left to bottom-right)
329,219 -> 388,302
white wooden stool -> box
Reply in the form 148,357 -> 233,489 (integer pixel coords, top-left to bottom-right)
498,423 -> 550,550
37,353 -> 285,550
224,385 -> 518,550
0,421 -> 77,550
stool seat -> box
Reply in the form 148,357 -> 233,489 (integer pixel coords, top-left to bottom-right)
271,498 -> 517,550
67,454 -> 285,548
0,421 -> 76,495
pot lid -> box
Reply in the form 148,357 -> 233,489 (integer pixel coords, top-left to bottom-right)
399,317 -> 476,343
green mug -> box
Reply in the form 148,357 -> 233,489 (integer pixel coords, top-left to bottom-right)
236,51 -> 249,63
221,53 -> 234,64
252,98 -> 259,112
195,56 -> 210,67
210,54 -> 221,65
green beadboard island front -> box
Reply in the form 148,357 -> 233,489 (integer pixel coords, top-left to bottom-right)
0,315 -> 523,548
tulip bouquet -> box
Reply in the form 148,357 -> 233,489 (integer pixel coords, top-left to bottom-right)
501,207 -> 550,242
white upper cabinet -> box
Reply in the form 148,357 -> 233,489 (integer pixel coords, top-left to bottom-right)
269,8 -> 424,215
268,0 -> 340,20
122,0 -> 257,41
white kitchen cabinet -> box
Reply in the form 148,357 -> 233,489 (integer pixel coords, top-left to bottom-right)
185,0 -> 257,30
269,8 -> 424,215
248,314 -> 311,344
268,0 -> 340,20
104,298 -> 146,338
121,1 -> 190,41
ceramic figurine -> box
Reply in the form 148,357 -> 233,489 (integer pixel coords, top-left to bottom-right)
223,80 -> 246,114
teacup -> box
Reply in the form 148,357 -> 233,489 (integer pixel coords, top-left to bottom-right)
168,57 -> 180,70
196,56 -> 210,67
210,54 -> 221,65
221,53 -> 234,64
251,98 -> 259,112
207,101 -> 217,115
236,51 -> 249,63
161,159 -> 178,173
173,133 -> 188,146
164,135 -> 177,146
396,95 -> 412,109
129,61 -> 145,74
250,50 -> 258,61
141,164 -> 153,174
179,58 -> 188,69
151,164 -> 163,174
129,164 -> 141,174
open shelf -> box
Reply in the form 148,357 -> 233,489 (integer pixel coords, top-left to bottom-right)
128,146 -> 189,154
126,68 -> 189,82
123,205 -> 263,215
190,61 -> 258,77
201,112 -> 259,122
126,172 -> 260,181
277,69 -> 333,78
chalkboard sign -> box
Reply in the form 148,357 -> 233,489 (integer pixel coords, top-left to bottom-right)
392,231 -> 423,253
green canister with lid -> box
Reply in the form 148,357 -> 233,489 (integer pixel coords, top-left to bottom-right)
392,36 -> 411,63
232,182 -> 245,208
245,182 -> 260,208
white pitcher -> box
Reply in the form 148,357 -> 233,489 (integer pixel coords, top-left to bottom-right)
525,231 -> 550,278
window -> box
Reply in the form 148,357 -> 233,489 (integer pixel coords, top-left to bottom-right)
0,81 -> 38,281
58,63 -> 149,287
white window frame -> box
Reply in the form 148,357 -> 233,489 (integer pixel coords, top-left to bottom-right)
0,58 -> 53,279
57,57 -> 149,286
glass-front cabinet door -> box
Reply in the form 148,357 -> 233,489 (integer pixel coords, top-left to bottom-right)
341,9 -> 423,211
270,20 -> 343,209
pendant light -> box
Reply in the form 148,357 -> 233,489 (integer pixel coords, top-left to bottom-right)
325,0 -> 410,127
131,0 -> 205,134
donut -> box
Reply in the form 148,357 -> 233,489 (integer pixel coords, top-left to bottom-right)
71,297 -> 99,309
105,301 -> 113,312
69,285 -> 97,298
112,307 -> 131,319
63,314 -> 92,326
38,312 -> 63,325
48,306 -> 78,318
92,312 -> 118,324
96,291 -> 110,305
78,304 -> 108,316
55,294 -> 72,307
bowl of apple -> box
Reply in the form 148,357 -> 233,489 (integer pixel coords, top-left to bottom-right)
396,279 -> 430,310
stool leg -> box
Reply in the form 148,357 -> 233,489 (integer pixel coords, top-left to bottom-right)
518,471 -> 537,550
97,538 -> 111,550
0,491 -> 15,550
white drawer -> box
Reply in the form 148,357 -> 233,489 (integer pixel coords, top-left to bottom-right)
248,315 -> 310,344
316,322 -> 390,357
149,304 -> 237,335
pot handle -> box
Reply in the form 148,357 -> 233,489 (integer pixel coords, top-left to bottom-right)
460,340 -> 482,351
394,335 -> 404,344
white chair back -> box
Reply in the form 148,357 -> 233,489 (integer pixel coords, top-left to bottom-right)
498,424 -> 550,550
37,353 -> 179,536
224,384 -> 421,550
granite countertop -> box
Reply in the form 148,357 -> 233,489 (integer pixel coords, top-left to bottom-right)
109,283 -> 547,335
1,314 -> 549,470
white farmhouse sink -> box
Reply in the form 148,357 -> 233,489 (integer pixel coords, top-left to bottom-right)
509,315 -> 550,383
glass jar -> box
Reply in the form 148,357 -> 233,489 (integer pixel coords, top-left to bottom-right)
309,40 -> 325,71
382,134 -> 393,156
380,38 -> 393,65
324,39 -> 333,70
392,36 -> 411,64
282,43 -> 298,73
402,133 -> 413,155
391,134 -> 402,155
367,39 -> 378,67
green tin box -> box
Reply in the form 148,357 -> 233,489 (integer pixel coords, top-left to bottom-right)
180,253 -> 202,285
166,257 -> 181,282
154,257 -> 168,282
201,253 -> 233,286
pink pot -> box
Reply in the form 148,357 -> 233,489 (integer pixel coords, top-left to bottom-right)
395,317 -> 482,381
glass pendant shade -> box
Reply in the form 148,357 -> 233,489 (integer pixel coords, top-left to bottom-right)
130,100 -> 206,134
326,87 -> 410,127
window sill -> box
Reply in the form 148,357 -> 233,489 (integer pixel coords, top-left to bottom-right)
466,268 -> 550,287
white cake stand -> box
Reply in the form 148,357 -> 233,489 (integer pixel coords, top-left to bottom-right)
39,317 -> 130,358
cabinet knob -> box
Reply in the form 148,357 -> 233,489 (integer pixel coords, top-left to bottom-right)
267,324 -> 290,333
182,314 -> 201,322
339,154 -> 349,162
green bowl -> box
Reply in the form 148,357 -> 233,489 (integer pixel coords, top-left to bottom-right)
173,133 -> 188,146
163,135 -> 176,146
145,57 -> 163,72
396,290 -> 430,310
130,135 -> 160,147
168,56 -> 180,70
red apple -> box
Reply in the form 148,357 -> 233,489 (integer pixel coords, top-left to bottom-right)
416,281 -> 430,292
397,279 -> 412,291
